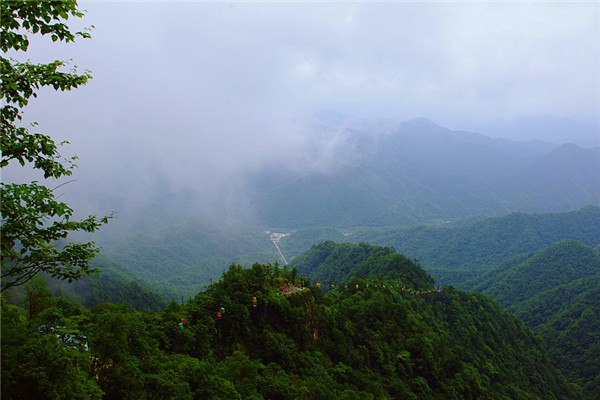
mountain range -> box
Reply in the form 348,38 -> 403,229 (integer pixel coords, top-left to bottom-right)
475,115 -> 600,148
3,244 -> 583,399
20,115 -> 598,399
461,240 -> 600,398
252,117 -> 599,228
87,205 -> 600,299
278,206 -> 600,283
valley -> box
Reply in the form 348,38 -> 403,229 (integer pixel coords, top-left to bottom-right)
62,204 -> 598,399
5,133 -> 599,398
55,120 -> 597,398
3,2 -> 599,398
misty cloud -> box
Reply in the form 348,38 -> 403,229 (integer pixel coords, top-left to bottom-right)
7,1 -> 599,223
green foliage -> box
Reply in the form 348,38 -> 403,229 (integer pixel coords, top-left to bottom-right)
1,293 -> 102,400
96,222 -> 277,298
0,1 -> 92,53
350,206 -> 600,285
67,258 -> 169,311
464,240 -> 600,398
539,298 -> 599,398
1,0 -> 109,291
467,240 -> 600,307
291,241 -> 435,290
89,206 -> 599,299
0,243 -> 585,399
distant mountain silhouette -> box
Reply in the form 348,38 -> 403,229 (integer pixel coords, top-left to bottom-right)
475,115 -> 600,148
493,144 -> 600,212
253,118 -> 599,228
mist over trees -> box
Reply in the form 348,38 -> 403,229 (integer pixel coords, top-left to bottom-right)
2,2 -> 599,399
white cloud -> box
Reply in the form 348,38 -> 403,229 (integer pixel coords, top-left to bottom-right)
11,1 -> 599,218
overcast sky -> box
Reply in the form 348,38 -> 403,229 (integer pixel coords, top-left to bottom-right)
9,1 -> 600,220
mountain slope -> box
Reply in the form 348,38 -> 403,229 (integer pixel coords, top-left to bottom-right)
291,241 -> 434,290
475,115 -> 600,148
349,206 -> 600,280
198,250 -> 579,399
90,207 -> 600,301
253,118 -> 598,228
95,220 -> 279,297
535,278 -> 599,398
256,167 -> 418,227
494,144 -> 600,212
2,256 -> 581,399
463,240 -> 600,398
466,240 -> 600,307
286,242 -> 580,398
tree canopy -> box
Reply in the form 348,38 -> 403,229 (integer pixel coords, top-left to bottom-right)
1,257 -> 581,399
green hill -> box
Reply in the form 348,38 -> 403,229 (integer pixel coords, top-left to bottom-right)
88,207 -> 600,299
348,206 -> 600,284
290,241 -> 435,290
66,256 -> 170,311
465,240 -> 600,307
94,220 -> 279,298
2,249 -> 581,399
463,240 -> 600,398
493,144 -> 600,212
535,278 -> 599,398
6,257 -> 170,312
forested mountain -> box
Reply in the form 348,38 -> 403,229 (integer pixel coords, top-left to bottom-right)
62,257 -> 169,311
493,144 -> 600,212
341,206 -> 600,284
461,240 -> 600,398
535,278 -> 599,398
1,244 -> 582,399
85,207 -> 600,299
77,117 -> 599,299
3,2 -> 597,399
464,240 -> 600,307
4,259 -> 169,313
253,118 -> 599,228
94,221 -> 279,298
290,241 -> 435,290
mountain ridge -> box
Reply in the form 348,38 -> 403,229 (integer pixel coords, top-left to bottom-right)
253,118 -> 598,228
461,240 -> 600,398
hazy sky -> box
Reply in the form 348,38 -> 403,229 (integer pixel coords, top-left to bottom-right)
9,1 -> 600,219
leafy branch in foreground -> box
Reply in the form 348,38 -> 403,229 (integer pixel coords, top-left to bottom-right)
1,1 -> 109,291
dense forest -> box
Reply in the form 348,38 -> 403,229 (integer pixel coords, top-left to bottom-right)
2,3 -> 598,400
309,205 -> 600,285
92,222 -> 276,298
2,243 -> 583,399
81,206 -> 600,299
462,240 -> 600,398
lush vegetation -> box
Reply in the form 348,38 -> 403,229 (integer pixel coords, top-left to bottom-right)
290,241 -> 435,291
61,260 -> 169,312
1,3 -> 596,399
95,221 -> 278,298
82,207 -> 600,299
535,278 -> 599,398
465,240 -> 600,307
1,0 -> 109,292
462,240 -> 600,398
347,206 -> 600,285
3,243 -> 582,399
